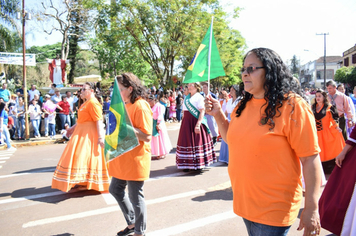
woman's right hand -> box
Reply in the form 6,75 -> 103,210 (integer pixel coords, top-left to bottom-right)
204,94 -> 221,117
335,152 -> 346,168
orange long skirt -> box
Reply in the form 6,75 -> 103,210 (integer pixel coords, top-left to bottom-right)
52,121 -> 110,192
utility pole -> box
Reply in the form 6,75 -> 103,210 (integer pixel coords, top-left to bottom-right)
316,33 -> 329,90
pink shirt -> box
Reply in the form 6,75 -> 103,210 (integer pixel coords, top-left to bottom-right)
327,90 -> 353,119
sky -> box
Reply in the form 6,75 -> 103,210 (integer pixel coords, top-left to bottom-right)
25,0 -> 356,65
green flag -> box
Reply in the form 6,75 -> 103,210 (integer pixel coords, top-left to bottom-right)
104,79 -> 139,162
183,22 -> 225,83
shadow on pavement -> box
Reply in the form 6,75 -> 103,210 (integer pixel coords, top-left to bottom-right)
191,187 -> 233,202
11,186 -> 101,204
13,166 -> 56,174
51,234 -> 74,236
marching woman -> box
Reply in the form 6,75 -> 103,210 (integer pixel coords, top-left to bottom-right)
312,89 -> 345,174
176,82 -> 216,172
147,94 -> 172,160
52,82 -> 110,192
219,84 -> 242,164
108,73 -> 152,236
319,126 -> 356,235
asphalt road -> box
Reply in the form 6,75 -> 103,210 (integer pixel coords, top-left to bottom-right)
0,122 -> 334,236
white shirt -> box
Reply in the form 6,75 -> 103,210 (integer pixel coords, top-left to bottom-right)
28,89 -> 40,102
226,97 -> 241,114
66,96 -> 78,111
28,104 -> 41,120
182,93 -> 204,111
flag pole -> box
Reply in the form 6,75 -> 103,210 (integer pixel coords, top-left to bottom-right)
208,16 -> 214,94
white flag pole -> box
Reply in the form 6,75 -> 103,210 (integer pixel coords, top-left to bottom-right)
208,16 -> 214,94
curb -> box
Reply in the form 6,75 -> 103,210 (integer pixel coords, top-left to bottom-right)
0,136 -> 63,150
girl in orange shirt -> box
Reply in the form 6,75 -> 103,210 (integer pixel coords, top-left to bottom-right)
108,73 -> 152,236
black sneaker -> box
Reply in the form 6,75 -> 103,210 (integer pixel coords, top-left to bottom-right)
116,226 -> 135,236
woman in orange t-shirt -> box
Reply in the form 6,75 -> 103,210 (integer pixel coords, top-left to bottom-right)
52,82 -> 110,192
108,73 -> 152,236
205,48 -> 322,236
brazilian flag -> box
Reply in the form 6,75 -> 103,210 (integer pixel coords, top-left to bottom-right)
104,79 -> 139,162
183,21 -> 225,83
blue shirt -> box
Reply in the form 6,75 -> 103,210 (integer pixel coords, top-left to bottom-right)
1,110 -> 8,125
0,89 -> 11,102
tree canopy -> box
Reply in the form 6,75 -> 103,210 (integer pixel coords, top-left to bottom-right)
334,66 -> 356,89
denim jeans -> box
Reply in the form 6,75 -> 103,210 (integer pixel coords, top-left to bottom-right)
176,108 -> 182,122
59,114 -> 70,130
17,116 -> 25,138
243,218 -> 291,236
1,126 -> 12,148
48,123 -> 55,137
44,117 -> 49,136
109,177 -> 146,235
31,119 -> 40,137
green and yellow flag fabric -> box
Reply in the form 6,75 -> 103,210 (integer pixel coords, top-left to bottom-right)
104,79 -> 139,162
183,22 -> 225,83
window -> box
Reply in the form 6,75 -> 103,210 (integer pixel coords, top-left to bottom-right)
317,69 -> 334,80
344,57 -> 349,67
352,54 -> 356,64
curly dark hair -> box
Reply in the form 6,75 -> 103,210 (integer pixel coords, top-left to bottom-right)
235,48 -> 305,130
116,72 -> 146,104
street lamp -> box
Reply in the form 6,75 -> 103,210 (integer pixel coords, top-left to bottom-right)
17,0 -> 31,140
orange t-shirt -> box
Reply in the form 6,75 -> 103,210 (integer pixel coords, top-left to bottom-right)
108,98 -> 153,181
77,97 -> 103,123
227,95 -> 320,226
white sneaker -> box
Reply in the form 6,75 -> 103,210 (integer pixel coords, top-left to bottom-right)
7,147 -> 16,151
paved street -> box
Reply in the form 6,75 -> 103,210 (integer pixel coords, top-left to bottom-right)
0,122 -> 334,236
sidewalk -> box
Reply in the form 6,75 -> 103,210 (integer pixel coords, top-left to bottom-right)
0,134 -> 64,150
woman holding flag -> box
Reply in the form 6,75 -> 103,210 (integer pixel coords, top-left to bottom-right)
108,73 -> 152,236
51,82 -> 110,192
176,82 -> 216,172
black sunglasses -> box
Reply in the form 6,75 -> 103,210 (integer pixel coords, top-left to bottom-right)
240,66 -> 265,74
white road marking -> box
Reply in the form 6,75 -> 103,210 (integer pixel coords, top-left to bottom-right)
0,191 -> 64,205
0,168 -> 55,179
0,161 -> 5,164
22,189 -> 207,228
146,211 -> 236,236
0,157 -> 10,160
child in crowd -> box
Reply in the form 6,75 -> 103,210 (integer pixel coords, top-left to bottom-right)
48,111 -> 56,139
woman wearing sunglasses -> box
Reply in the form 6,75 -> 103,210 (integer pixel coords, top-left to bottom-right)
205,48 -> 321,236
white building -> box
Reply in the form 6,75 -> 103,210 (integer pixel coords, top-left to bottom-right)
300,56 -> 342,88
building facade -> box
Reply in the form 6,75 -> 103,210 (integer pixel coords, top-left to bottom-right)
341,44 -> 356,67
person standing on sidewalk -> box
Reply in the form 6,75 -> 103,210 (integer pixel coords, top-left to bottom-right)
108,73 -> 152,236
0,103 -> 16,151
28,99 -> 42,138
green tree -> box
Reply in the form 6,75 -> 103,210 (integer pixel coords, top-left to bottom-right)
90,0 -> 245,86
335,66 -> 356,89
289,55 -> 299,75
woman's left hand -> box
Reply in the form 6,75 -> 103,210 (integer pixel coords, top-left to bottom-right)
98,137 -> 105,148
298,208 -> 321,236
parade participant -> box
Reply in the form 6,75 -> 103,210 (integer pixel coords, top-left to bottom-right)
168,92 -> 177,122
312,89 -> 345,174
219,84 -> 242,164
147,94 -> 172,160
28,99 -> 42,138
205,48 -> 321,235
201,82 -> 219,145
108,73 -> 152,236
46,54 -> 70,87
337,84 -> 356,138
176,82 -> 216,172
326,80 -> 354,141
15,97 -> 25,140
319,126 -> 356,236
52,82 -> 110,192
